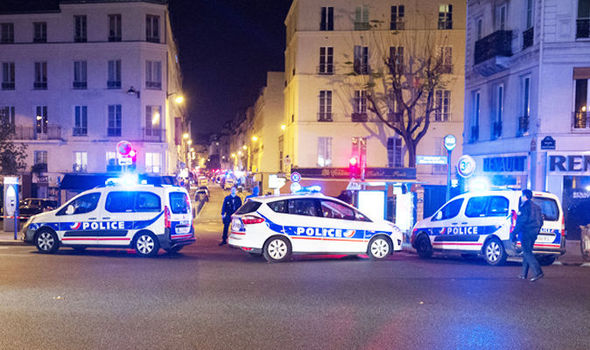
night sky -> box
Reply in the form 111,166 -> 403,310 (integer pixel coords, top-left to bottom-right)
168,0 -> 292,137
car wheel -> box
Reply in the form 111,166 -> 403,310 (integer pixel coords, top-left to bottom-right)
538,255 -> 556,266
368,236 -> 392,260
165,246 -> 184,254
35,229 -> 59,254
134,232 -> 160,257
416,235 -> 433,259
483,238 -> 507,266
263,236 -> 291,263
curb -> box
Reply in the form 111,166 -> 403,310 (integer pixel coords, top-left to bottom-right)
0,240 -> 26,246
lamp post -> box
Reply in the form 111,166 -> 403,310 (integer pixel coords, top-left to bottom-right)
443,134 -> 457,202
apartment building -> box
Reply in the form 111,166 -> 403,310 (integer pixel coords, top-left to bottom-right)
464,0 -> 590,238
0,0 -> 186,198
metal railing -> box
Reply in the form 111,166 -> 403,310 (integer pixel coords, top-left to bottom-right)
107,127 -> 121,137
143,128 -> 165,141
354,22 -> 371,31
1,82 -> 14,90
517,116 -> 529,136
317,65 -> 334,75
33,82 -> 47,90
317,113 -> 333,122
573,112 -> 590,129
72,127 -> 87,136
491,121 -> 502,139
352,112 -> 368,122
440,64 -> 453,74
146,81 -> 161,89
390,21 -> 405,30
474,30 -> 513,65
470,125 -> 479,143
73,81 -> 87,89
107,80 -> 121,89
72,164 -> 87,173
353,63 -> 370,75
12,125 -> 61,140
523,27 -> 534,49
434,112 -> 450,122
576,18 -> 590,39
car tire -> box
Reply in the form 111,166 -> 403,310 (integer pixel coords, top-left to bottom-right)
368,236 -> 392,260
134,232 -> 160,257
165,246 -> 184,255
263,236 -> 291,263
483,238 -> 507,266
538,255 -> 556,266
415,235 -> 433,259
35,229 -> 59,254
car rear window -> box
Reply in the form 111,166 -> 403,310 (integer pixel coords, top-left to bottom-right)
169,192 -> 190,214
235,201 -> 262,214
267,200 -> 288,214
533,197 -> 560,221
105,191 -> 161,213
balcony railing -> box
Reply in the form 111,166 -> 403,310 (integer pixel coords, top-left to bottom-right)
12,125 -> 61,140
576,18 -> 590,39
470,125 -> 479,143
317,113 -> 333,122
1,82 -> 15,90
108,35 -> 122,42
74,36 -> 87,43
72,164 -> 87,173
390,21 -> 405,30
474,30 -> 513,65
72,127 -> 87,136
107,128 -> 121,137
354,22 -> 371,31
32,163 -> 47,173
146,81 -> 161,89
317,64 -> 334,75
517,116 -> 529,137
434,112 -> 450,122
522,27 -> 534,49
388,112 -> 402,123
143,128 -> 165,141
107,80 -> 121,89
492,121 -> 502,139
440,64 -> 453,74
73,81 -> 87,89
351,112 -> 368,122
353,63 -> 370,75
573,112 -> 590,129
33,82 -> 47,90
146,36 -> 160,43
33,37 -> 47,43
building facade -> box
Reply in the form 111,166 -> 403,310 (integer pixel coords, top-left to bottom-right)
464,0 -> 590,238
0,0 -> 186,199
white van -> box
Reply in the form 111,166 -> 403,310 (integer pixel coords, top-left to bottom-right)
411,190 -> 565,266
22,183 -> 195,257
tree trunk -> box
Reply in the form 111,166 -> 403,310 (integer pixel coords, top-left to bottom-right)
407,140 -> 417,168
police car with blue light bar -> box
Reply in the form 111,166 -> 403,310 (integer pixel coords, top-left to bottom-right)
228,193 -> 403,262
411,190 -> 565,266
22,178 -> 195,257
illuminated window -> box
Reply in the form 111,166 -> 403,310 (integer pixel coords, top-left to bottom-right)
317,137 -> 332,167
145,152 -> 161,173
438,4 -> 453,30
74,151 -> 87,172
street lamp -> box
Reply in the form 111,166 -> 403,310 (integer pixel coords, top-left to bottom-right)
183,133 -> 189,139
281,124 -> 286,131
127,86 -> 140,98
251,136 -> 258,142
242,145 -> 247,150
187,139 -> 193,146
167,92 -> 185,104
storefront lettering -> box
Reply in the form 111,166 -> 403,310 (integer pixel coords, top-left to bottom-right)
483,156 -> 527,172
549,155 -> 590,172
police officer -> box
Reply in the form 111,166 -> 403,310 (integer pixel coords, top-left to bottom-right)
220,186 -> 242,246
512,189 -> 544,282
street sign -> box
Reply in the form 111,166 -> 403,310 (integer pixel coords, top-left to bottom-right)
457,155 -> 476,178
346,179 -> 362,191
541,136 -> 556,150
290,172 -> 301,183
443,134 -> 457,151
417,155 -> 447,165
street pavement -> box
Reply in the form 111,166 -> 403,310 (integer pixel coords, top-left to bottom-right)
0,186 -> 589,349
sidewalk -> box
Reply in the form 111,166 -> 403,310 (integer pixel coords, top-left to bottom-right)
0,229 -> 26,246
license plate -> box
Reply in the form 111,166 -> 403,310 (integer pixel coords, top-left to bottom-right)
537,235 -> 554,243
175,226 -> 190,234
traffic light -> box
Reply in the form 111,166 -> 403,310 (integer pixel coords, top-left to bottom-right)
349,156 -> 360,178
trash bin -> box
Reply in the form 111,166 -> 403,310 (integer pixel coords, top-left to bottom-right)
581,224 -> 590,262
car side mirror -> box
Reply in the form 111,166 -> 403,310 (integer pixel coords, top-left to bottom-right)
65,205 -> 75,215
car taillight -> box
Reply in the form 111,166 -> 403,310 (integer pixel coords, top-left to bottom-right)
509,209 -> 518,233
164,206 -> 171,229
561,216 -> 566,237
241,215 -> 265,225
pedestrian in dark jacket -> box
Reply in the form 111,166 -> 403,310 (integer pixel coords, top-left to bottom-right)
220,187 -> 242,246
512,189 -> 544,282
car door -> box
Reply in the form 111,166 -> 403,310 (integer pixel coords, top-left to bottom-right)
55,192 -> 103,245
317,199 -> 369,253
281,198 -> 326,253
429,198 -> 465,250
101,190 -> 136,246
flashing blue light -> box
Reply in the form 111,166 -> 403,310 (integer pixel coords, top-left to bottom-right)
293,185 -> 323,194
105,174 -> 139,187
469,177 -> 490,192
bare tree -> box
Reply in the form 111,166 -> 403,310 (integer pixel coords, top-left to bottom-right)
0,120 -> 27,175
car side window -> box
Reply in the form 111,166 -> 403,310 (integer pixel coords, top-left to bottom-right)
288,199 -> 321,217
105,192 -> 135,213
267,200 -> 288,214
320,200 -> 356,220
432,198 -> 464,221
57,193 -> 101,216
135,192 -> 161,212
465,197 -> 488,217
487,196 -> 509,217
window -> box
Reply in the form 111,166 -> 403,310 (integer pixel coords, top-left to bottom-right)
1,62 -> 15,90
574,77 -> 588,128
577,0 -> 590,38
354,5 -> 370,30
73,61 -> 87,89
471,91 -> 480,141
438,4 -> 453,29
108,14 -> 121,41
432,198 -> 463,221
34,151 -> 47,165
354,46 -> 369,74
108,104 -> 122,136
317,137 -> 332,167
526,0 -> 534,29
146,60 -> 162,89
353,90 -> 367,119
35,106 -> 48,134
169,192 -> 190,214
74,15 -> 87,42
391,5 -> 405,30
432,137 -> 446,174
106,151 -> 116,165
0,106 -> 15,125
107,60 -> 121,89
235,201 -> 262,215
532,197 -> 559,221
465,196 -> 509,217
496,5 -> 507,31
146,15 -> 160,42
320,200 -> 356,220
74,151 -> 88,172
319,47 -> 333,74
57,193 -> 100,216
476,18 -> 483,40
145,152 -> 161,173
73,106 -> 87,136
519,76 -> 531,136
440,46 -> 452,73
34,62 -> 47,89
0,23 -> 14,43
318,90 -> 332,121
105,192 -> 134,213
351,137 -> 367,168
487,196 -> 509,216
268,200 -> 288,214
387,136 -> 403,168
465,197 -> 491,217
435,90 -> 451,121
288,198 -> 321,217
320,7 -> 334,31
137,192 -> 161,212
33,22 -> 47,43
493,84 -> 504,138
146,105 -> 162,135
389,46 -> 404,73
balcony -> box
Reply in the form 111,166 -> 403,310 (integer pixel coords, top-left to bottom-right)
354,22 -> 370,31
33,37 -> 47,43
317,64 -> 334,75
31,163 -> 47,173
72,164 -> 87,173
491,121 -> 502,140
107,128 -> 121,137
143,128 -> 165,141
107,80 -> 121,89
72,127 -> 87,136
13,125 -> 61,140
474,30 -> 512,76
573,112 -> 590,129
353,63 -> 370,75
390,21 -> 405,30
1,82 -> 15,90
351,112 -> 368,122
146,81 -> 161,89
33,82 -> 47,90
317,113 -> 333,122
388,112 -> 402,123
470,125 -> 479,143
522,27 -> 534,49
146,36 -> 160,43
108,35 -> 122,42
576,18 -> 590,39
517,116 -> 529,137
440,64 -> 453,74
74,36 -> 87,43
73,81 -> 87,89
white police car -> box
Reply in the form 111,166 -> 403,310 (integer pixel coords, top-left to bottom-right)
411,190 -> 565,265
22,182 -> 195,257
228,193 -> 403,262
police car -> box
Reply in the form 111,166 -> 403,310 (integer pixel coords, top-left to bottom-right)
228,193 -> 403,262
411,190 -> 565,266
22,181 -> 195,257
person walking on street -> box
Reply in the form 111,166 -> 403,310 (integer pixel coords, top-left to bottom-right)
512,189 -> 545,282
220,186 -> 242,246
245,186 -> 260,201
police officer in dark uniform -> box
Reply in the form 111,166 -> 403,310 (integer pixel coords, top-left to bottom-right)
220,186 -> 242,246
512,189 -> 544,282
